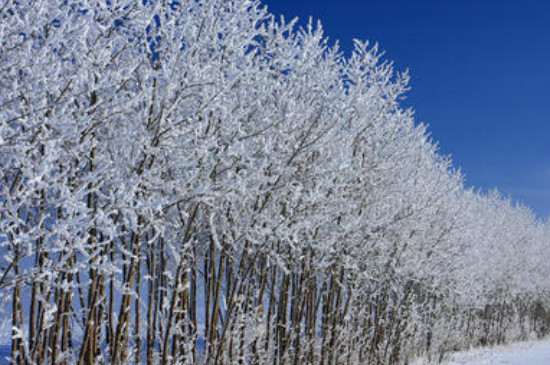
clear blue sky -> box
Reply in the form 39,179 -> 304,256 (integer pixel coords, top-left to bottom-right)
264,0 -> 550,218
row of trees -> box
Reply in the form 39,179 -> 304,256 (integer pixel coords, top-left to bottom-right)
1,0 -> 549,364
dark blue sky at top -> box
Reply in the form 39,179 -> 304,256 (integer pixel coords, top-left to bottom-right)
264,0 -> 550,218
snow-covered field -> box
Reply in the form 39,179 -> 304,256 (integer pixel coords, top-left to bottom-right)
414,338 -> 550,365
3,340 -> 550,364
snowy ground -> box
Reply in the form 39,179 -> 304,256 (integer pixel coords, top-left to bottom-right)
2,339 -> 550,364
414,338 -> 550,365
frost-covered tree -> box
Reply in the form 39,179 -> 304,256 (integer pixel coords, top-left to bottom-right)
1,0 -> 549,364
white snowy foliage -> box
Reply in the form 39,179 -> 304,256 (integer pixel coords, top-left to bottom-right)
0,0 -> 549,364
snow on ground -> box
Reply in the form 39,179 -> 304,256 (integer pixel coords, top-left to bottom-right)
414,338 -> 550,365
